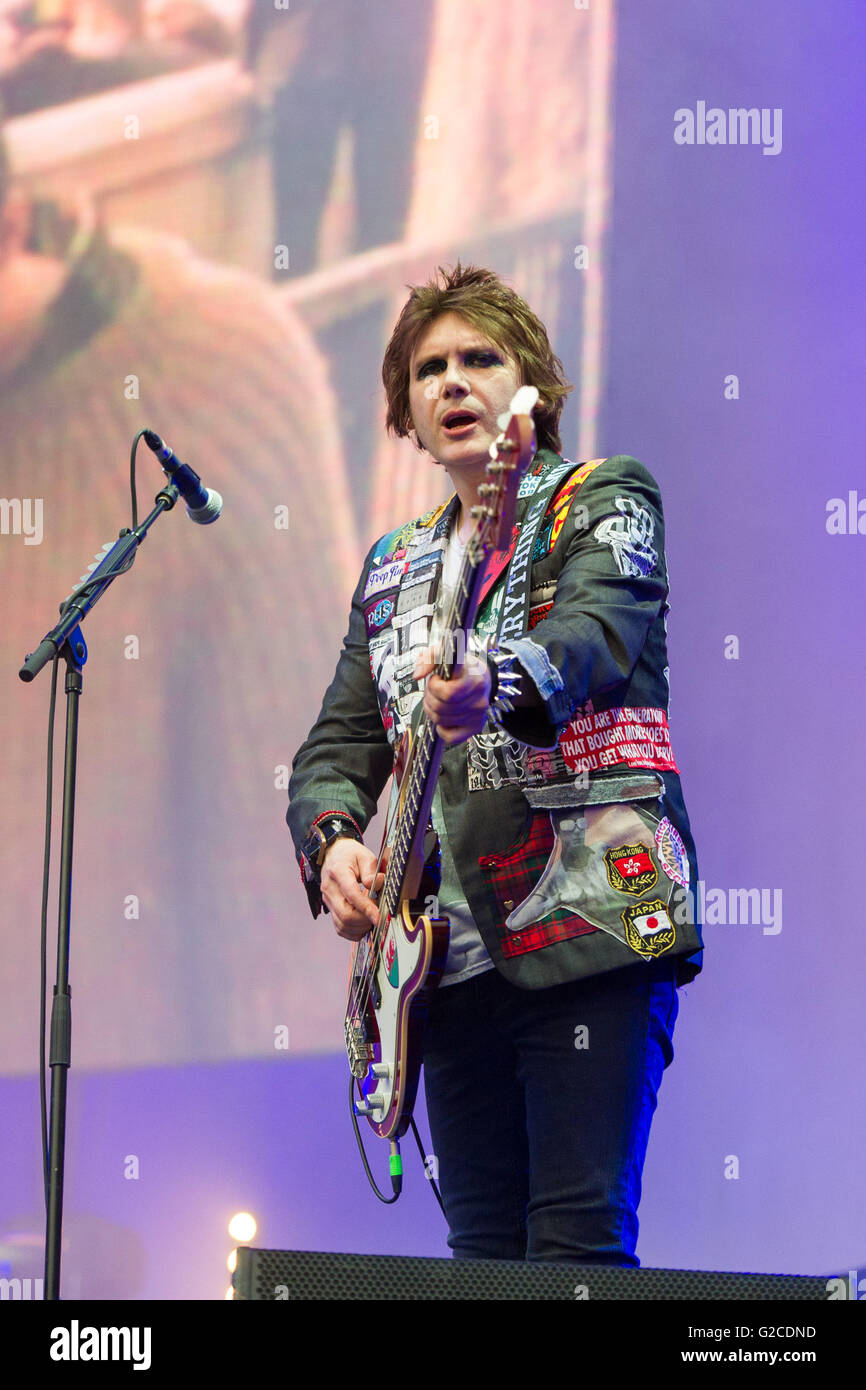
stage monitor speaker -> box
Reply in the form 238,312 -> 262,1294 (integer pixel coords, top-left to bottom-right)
232,1247 -> 840,1300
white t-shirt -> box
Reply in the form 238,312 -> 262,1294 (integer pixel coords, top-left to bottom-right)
429,523 -> 496,987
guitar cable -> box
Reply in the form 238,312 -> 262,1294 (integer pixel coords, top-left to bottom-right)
349,1074 -> 447,1218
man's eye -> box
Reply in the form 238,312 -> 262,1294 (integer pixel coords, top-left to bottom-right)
417,361 -> 442,378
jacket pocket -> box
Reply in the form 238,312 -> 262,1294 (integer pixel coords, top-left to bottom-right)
478,809 -> 599,958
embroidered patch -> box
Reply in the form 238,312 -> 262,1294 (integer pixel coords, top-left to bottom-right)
395,582 -> 437,624
405,547 -> 443,574
621,899 -> 676,958
552,704 -> 679,776
532,522 -> 554,561
603,844 -> 659,895
517,468 -> 545,498
467,729 -> 527,791
388,520 -> 418,553
372,518 -> 416,564
527,601 -> 553,631
363,558 -> 406,600
594,497 -> 658,578
365,596 -> 395,635
655,817 -> 690,888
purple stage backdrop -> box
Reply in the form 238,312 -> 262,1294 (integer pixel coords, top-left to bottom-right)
0,0 -> 863,1299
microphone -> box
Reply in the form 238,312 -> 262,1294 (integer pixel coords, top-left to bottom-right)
143,430 -> 223,524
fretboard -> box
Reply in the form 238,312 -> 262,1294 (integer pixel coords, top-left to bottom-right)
380,531 -> 487,915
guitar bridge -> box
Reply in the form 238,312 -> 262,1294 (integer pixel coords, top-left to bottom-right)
345,1018 -> 374,1079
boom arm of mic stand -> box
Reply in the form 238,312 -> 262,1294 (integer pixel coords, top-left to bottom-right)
18,483 -> 179,683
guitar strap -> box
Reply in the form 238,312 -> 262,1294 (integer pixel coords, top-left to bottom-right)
489,455 -> 603,647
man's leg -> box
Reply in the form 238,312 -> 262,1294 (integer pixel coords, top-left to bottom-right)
421,968 -> 530,1260
512,960 -> 679,1265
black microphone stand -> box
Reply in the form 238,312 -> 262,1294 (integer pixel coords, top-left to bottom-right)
19,478 -> 181,1300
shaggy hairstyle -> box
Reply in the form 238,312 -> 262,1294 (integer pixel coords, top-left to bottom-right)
382,262 -> 573,454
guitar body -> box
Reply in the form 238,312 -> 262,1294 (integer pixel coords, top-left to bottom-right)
347,888 -> 449,1140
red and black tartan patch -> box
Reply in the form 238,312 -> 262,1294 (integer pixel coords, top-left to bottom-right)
479,811 -> 598,959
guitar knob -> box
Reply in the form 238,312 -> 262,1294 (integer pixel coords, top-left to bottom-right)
371,1062 -> 391,1080
354,1096 -> 385,1117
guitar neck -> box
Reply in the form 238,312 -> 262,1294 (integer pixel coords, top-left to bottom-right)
378,388 -> 537,914
380,533 -> 487,912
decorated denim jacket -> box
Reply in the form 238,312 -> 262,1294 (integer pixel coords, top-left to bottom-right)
288,452 -> 704,989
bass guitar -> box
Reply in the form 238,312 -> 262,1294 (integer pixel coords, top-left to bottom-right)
345,384 -> 539,1143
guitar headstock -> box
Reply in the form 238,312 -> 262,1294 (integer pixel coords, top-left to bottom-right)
471,385 -> 539,551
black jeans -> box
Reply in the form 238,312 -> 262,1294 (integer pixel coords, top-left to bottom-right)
421,959 -> 679,1264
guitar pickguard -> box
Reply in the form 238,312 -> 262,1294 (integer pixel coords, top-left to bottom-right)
347,900 -> 449,1139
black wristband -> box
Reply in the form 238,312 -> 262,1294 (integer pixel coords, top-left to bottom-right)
301,813 -> 363,881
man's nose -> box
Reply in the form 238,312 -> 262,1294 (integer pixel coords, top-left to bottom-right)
441,361 -> 471,396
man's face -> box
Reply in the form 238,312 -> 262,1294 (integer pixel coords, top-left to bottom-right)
407,311 -> 522,472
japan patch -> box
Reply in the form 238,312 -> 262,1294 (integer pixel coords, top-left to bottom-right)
620,899 -> 676,958
655,817 -> 690,888
594,497 -> 658,578
603,844 -> 658,896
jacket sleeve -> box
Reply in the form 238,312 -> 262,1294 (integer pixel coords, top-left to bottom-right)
498,454 -> 669,749
287,541 -> 394,872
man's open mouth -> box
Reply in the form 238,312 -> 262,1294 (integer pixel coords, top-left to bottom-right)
442,411 -> 478,431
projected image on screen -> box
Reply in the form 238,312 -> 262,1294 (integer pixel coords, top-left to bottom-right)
1,0 -> 615,1071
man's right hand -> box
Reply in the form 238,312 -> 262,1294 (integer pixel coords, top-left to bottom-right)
320,837 -> 387,940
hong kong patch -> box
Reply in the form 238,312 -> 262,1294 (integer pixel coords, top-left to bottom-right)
603,844 -> 659,895
621,899 -> 676,958
655,817 -> 690,888
365,596 -> 395,636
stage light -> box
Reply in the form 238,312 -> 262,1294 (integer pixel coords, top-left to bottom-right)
228,1212 -> 256,1242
